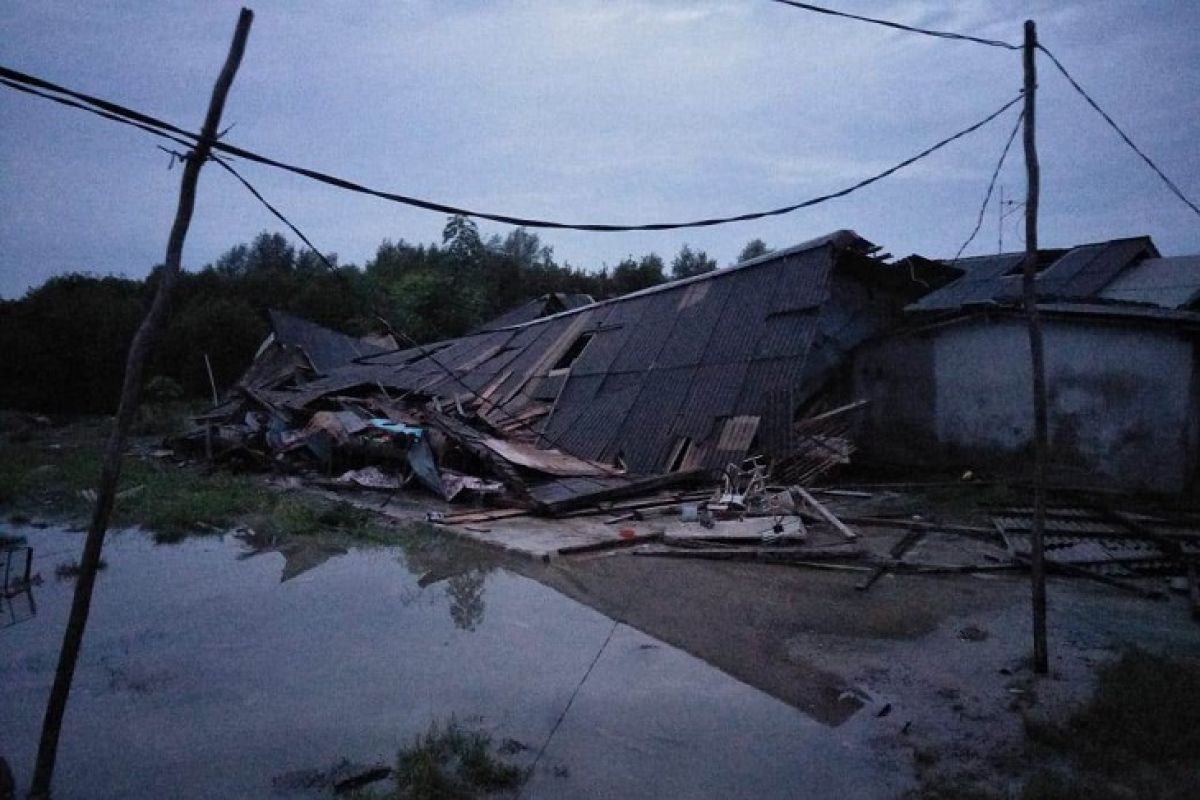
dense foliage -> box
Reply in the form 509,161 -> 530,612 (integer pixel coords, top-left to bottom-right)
1,216 -> 746,413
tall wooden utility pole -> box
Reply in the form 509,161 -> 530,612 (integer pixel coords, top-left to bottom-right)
1022,19 -> 1050,675
28,10 -> 254,797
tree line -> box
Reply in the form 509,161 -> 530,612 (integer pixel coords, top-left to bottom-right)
0,215 -> 772,413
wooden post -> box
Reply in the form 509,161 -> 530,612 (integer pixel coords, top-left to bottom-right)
1022,19 -> 1050,675
28,10 -> 254,797
204,352 -> 219,407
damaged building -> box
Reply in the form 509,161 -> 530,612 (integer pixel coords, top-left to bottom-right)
852,236 -> 1200,493
192,231 -> 944,511
193,230 -> 1200,507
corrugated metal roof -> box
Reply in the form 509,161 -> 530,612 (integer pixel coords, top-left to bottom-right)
268,310 -> 388,373
261,231 -> 918,474
1012,237 -> 1157,299
1099,255 -> 1200,308
907,237 -> 1158,313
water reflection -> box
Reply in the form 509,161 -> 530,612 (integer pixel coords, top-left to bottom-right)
446,570 -> 487,631
2,584 -> 37,629
2,543 -> 38,629
235,528 -> 348,583
0,524 -> 902,799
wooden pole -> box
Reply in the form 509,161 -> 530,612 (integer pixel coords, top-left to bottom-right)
28,10 -> 254,797
1022,19 -> 1050,675
204,352 -> 219,407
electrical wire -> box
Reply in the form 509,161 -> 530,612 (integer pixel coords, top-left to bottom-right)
950,108 -> 1024,264
208,153 -> 619,466
1037,44 -> 1200,219
0,64 -> 1022,232
767,0 -> 1019,50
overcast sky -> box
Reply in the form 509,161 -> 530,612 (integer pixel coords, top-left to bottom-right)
1,0 -> 1197,299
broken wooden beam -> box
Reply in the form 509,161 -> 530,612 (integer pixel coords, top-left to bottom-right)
791,486 -> 857,540
438,508 -> 529,525
632,545 -> 865,563
1012,553 -> 1165,600
556,531 -> 664,556
856,530 -> 924,592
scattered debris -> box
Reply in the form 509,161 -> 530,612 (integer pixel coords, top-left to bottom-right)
993,505 -> 1199,603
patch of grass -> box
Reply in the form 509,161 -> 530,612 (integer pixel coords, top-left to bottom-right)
388,719 -> 525,800
1065,648 -> 1200,765
253,499 -> 393,543
1,422 -> 402,544
1019,648 -> 1200,800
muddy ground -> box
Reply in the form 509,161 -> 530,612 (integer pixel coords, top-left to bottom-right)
523,549 -> 1200,797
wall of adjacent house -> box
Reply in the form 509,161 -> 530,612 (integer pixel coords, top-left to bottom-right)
852,315 -> 1198,493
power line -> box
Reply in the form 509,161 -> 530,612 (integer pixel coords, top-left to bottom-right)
767,0 -> 1018,50
1037,44 -> 1200,219
0,64 -> 1021,232
951,109 -> 1024,264
210,152 -> 619,464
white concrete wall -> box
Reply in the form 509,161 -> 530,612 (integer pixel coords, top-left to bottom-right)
930,317 -> 1196,492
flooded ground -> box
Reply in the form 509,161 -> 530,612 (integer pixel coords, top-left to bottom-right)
0,524 -> 907,799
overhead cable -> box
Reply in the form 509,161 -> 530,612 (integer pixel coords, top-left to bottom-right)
0,65 -> 1023,232
211,152 -> 615,462
950,109 -> 1024,264
1037,44 -> 1200,219
767,0 -> 1018,50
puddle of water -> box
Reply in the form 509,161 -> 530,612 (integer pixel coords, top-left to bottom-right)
0,524 -> 903,799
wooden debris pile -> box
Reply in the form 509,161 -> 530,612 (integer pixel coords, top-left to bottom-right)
173,386 -> 699,517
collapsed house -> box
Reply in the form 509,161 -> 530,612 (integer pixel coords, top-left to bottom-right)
189,230 -> 1200,506
852,237 -> 1200,493
187,231 -> 948,512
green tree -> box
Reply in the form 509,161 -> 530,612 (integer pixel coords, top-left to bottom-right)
442,215 -> 483,271
736,238 -> 772,263
610,253 -> 666,296
670,244 -> 717,279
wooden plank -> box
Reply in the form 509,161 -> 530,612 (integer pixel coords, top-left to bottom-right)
632,546 -> 865,562
837,515 -> 995,538
856,530 -> 923,592
792,486 -> 857,540
662,533 -> 812,547
1012,553 -> 1165,600
440,508 -> 529,525
556,531 -> 664,556
779,561 -> 873,574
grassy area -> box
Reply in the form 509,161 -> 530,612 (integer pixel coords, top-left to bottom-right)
343,719 -> 525,800
0,413 -> 400,544
918,649 -> 1200,800
1020,648 -> 1200,799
